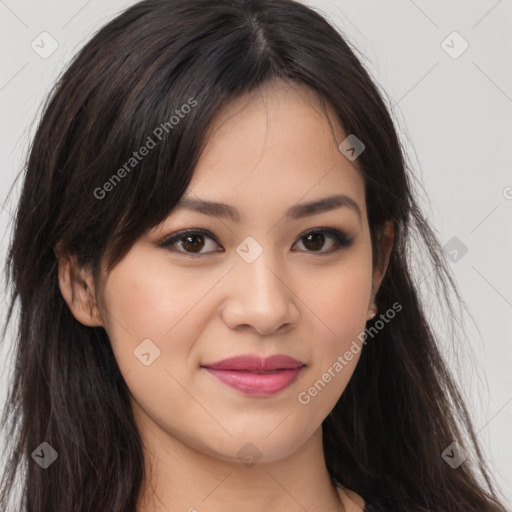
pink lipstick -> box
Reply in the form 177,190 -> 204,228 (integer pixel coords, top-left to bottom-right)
201,354 -> 305,396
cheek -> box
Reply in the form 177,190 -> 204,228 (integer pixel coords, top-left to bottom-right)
93,238 -> 375,461
302,252 -> 373,344
297,250 -> 373,400
98,249 -> 209,370
98,253 -> 211,432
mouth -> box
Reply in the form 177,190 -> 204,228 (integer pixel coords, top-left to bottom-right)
200,354 -> 305,396
201,367 -> 305,396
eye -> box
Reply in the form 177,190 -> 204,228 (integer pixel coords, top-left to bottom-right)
158,229 -> 222,257
158,227 -> 353,257
292,228 -> 353,255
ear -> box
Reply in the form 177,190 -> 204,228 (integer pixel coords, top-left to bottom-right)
370,220 -> 395,298
55,246 -> 104,327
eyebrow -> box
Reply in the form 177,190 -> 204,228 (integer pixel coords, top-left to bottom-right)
175,193 -> 362,223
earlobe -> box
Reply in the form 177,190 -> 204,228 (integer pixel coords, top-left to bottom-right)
57,253 -> 104,327
366,302 -> 378,321
371,220 -> 395,296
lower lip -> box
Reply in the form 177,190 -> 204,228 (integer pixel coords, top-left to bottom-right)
203,367 -> 304,396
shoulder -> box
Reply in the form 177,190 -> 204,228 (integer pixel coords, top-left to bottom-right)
336,486 -> 366,511
335,486 -> 394,512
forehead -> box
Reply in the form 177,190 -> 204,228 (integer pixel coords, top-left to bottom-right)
180,81 -> 367,225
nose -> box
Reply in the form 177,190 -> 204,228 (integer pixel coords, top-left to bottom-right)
221,251 -> 300,336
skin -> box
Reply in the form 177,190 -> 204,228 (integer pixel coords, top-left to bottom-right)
58,80 -> 394,512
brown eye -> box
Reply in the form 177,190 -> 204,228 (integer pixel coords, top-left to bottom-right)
158,227 -> 353,258
180,234 -> 206,253
294,229 -> 353,255
159,229 -> 222,257
302,233 -> 327,252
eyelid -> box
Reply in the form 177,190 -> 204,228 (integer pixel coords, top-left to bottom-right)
296,227 -> 353,252
156,228 -> 222,255
157,227 -> 354,257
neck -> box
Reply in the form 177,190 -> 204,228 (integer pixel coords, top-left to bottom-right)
134,405 -> 347,512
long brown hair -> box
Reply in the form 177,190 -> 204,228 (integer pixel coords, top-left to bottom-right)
0,0 -> 507,510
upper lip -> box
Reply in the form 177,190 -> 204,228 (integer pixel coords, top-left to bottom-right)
201,354 -> 305,371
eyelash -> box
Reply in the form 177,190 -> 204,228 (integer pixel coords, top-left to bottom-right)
158,227 -> 354,258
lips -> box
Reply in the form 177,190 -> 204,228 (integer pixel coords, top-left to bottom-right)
201,354 -> 305,396
201,354 -> 305,371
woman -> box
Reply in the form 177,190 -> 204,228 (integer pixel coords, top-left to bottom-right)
0,0 -> 507,510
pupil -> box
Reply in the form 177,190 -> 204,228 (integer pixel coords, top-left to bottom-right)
304,233 -> 324,251
183,235 -> 204,252
180,233 -> 327,253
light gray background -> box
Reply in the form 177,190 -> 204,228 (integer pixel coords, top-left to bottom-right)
1,0 -> 511,506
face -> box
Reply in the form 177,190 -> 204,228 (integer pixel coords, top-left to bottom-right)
68,81 -> 390,464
